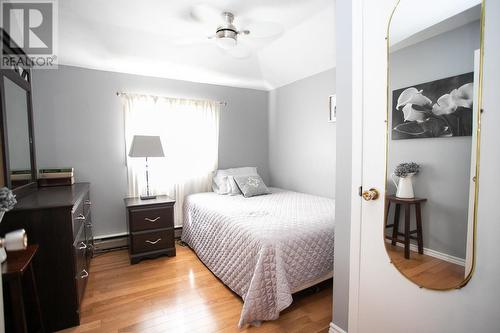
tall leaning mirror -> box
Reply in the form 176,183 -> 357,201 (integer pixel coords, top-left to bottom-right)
385,0 -> 484,290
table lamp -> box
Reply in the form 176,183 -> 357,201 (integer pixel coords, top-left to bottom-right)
128,135 -> 165,200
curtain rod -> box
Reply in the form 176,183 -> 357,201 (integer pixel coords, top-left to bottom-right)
116,91 -> 227,106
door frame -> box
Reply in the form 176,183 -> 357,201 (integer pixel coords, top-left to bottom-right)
346,0 -> 365,332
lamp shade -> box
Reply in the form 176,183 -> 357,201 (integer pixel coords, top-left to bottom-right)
128,135 -> 165,158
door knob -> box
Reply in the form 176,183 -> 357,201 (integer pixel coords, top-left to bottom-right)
362,188 -> 380,201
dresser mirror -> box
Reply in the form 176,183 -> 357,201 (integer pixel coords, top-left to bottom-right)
0,31 -> 37,194
385,0 -> 483,290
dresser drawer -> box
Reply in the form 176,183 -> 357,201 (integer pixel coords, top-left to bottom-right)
72,191 -> 91,238
73,224 -> 89,307
131,229 -> 174,254
72,208 -> 87,239
83,192 -> 92,216
129,206 -> 173,232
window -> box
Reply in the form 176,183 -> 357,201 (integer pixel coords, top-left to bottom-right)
122,94 -> 220,226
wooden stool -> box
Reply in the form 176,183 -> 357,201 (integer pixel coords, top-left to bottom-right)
385,196 -> 427,259
2,244 -> 44,333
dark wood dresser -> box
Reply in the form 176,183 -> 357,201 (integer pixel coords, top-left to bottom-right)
0,183 -> 93,331
124,196 -> 175,264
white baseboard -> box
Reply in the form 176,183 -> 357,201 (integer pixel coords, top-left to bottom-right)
330,322 -> 347,333
94,235 -> 128,252
385,239 -> 465,266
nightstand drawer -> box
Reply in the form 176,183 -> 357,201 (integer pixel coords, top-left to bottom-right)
129,206 -> 173,232
131,229 -> 174,253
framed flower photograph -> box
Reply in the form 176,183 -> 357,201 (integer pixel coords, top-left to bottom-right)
391,72 -> 474,140
329,94 -> 336,123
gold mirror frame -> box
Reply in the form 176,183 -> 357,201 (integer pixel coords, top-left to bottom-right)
384,0 -> 485,290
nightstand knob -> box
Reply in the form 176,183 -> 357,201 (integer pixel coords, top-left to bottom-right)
145,217 -> 160,222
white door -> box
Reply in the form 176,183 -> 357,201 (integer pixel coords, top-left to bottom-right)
354,2 -> 397,332
349,1 -> 491,333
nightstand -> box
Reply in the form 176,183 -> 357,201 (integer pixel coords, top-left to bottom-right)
124,195 -> 176,264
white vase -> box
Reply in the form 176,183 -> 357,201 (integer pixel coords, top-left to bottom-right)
0,211 -> 5,263
391,173 -> 415,198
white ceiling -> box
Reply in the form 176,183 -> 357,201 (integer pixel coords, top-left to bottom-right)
390,0 -> 481,46
390,4 -> 481,52
58,0 -> 336,91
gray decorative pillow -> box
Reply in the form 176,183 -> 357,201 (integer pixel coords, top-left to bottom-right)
233,175 -> 270,198
212,167 -> 258,194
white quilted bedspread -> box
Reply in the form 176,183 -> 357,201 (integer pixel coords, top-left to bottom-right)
181,188 -> 335,327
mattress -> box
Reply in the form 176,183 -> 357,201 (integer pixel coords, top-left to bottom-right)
181,188 -> 335,327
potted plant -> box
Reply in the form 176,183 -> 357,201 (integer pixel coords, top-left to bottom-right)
391,162 -> 420,198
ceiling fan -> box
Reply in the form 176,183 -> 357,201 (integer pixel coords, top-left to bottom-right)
177,4 -> 284,58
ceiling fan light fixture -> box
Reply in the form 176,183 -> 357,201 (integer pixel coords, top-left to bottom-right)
216,36 -> 237,49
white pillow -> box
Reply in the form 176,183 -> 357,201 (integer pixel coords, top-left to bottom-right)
212,167 -> 258,195
227,176 -> 241,195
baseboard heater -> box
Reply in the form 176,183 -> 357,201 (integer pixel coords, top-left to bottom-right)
94,227 -> 183,253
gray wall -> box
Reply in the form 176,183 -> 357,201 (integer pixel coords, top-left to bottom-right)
332,0 -> 353,330
268,69 -> 336,198
31,65 -> 269,237
388,21 -> 480,259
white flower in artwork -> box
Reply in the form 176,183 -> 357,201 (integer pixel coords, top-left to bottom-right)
396,87 -> 432,122
432,93 -> 456,115
247,177 -> 261,188
396,87 -> 432,110
432,83 -> 474,116
401,104 -> 429,122
452,82 -> 473,108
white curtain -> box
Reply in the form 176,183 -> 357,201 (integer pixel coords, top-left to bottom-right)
122,94 -> 220,227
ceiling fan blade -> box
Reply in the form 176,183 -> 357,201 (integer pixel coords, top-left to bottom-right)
225,42 -> 252,59
242,20 -> 284,39
190,4 -> 222,24
171,36 -> 213,46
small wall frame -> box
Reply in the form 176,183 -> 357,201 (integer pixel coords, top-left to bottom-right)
329,94 -> 337,123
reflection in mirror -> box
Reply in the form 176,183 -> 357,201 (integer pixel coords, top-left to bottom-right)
4,76 -> 32,189
385,0 -> 483,290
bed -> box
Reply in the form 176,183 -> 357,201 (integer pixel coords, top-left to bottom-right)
181,188 -> 335,327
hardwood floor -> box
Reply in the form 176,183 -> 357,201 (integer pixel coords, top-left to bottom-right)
386,244 -> 465,289
58,245 -> 332,333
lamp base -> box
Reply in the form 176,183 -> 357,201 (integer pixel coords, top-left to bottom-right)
140,195 -> 157,200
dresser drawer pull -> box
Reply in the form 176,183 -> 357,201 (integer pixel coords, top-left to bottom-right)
145,238 -> 162,245
144,217 -> 161,222
84,200 -> 92,205
75,214 -> 86,221
79,269 -> 89,279
77,242 -> 87,250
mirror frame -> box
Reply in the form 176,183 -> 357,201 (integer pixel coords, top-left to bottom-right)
384,0 -> 485,290
0,30 -> 37,197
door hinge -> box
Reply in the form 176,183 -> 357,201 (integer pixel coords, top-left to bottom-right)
358,186 -> 363,197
